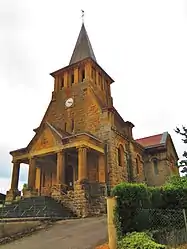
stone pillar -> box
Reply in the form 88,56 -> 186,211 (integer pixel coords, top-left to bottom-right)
98,153 -> 106,183
11,162 -> 20,190
56,150 -> 65,185
35,167 -> 41,193
23,157 -> 38,198
77,146 -> 87,181
5,162 -> 21,202
74,67 -> 79,84
85,62 -> 91,80
107,196 -> 117,249
28,157 -> 36,189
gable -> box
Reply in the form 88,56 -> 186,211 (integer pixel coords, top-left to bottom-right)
28,124 -> 62,153
166,135 -> 179,161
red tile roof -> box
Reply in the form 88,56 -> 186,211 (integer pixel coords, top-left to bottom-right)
136,133 -> 164,148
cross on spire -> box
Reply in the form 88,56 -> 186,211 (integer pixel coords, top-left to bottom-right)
81,10 -> 84,23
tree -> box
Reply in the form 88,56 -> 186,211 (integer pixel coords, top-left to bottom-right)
22,183 -> 28,189
175,126 -> 187,175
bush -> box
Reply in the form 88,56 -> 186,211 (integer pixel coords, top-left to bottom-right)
112,181 -> 187,236
112,182 -> 150,236
112,182 -> 150,208
117,232 -> 166,249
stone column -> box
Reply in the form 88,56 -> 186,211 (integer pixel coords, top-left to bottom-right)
35,167 -> 41,193
28,157 -> 36,189
56,150 -> 65,185
5,162 -> 21,202
77,146 -> 87,181
10,162 -> 20,190
98,153 -> 106,183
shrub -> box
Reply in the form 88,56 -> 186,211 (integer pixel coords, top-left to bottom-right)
112,182 -> 150,208
112,182 -> 150,236
117,232 -> 166,249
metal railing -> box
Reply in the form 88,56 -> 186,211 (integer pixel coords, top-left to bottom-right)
0,200 -> 48,219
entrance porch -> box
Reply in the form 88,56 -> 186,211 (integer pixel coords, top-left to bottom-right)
6,128 -> 107,216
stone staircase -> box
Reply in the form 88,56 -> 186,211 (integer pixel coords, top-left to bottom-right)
0,196 -> 77,219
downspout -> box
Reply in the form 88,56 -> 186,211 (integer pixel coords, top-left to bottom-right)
104,142 -> 110,196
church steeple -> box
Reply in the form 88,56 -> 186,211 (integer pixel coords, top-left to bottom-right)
69,23 -> 97,65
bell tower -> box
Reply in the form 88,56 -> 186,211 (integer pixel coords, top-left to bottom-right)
50,22 -> 114,109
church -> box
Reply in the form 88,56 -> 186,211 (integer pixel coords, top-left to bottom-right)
6,22 -> 179,216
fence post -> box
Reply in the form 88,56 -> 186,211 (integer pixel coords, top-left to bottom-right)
106,196 -> 117,249
182,209 -> 187,233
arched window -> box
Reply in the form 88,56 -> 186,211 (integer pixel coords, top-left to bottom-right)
152,158 -> 159,175
118,148 -> 122,166
60,77 -> 64,89
117,145 -> 124,167
71,73 -> 74,84
81,69 -> 85,82
136,157 -> 139,175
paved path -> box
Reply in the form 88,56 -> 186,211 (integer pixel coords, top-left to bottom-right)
0,217 -> 107,249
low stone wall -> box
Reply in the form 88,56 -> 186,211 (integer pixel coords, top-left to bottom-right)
0,221 -> 40,239
0,220 -> 52,245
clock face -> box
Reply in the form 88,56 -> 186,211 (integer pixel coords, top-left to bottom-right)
65,98 -> 74,108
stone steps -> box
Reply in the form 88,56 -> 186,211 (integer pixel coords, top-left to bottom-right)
0,196 -> 76,219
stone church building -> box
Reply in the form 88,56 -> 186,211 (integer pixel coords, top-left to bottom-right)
6,23 -> 179,215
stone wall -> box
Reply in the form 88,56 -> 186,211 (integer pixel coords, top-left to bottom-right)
144,151 -> 172,186
0,221 -> 40,239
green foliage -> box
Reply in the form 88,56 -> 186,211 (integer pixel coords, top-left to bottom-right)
117,232 -> 166,249
164,175 -> 187,188
175,126 -> 187,168
149,187 -> 163,208
112,182 -> 150,235
22,183 -> 28,189
112,179 -> 187,237
112,182 -> 150,208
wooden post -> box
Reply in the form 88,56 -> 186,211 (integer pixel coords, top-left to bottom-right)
107,196 -> 117,249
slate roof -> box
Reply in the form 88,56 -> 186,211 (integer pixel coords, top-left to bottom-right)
69,23 -> 97,65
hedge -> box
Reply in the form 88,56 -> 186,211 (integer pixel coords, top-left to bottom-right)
112,178 -> 187,237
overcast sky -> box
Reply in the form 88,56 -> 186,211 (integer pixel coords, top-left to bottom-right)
0,0 -> 187,194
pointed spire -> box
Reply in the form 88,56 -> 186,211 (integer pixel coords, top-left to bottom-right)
69,23 -> 97,65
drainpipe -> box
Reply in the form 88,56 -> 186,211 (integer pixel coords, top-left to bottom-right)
104,142 -> 110,197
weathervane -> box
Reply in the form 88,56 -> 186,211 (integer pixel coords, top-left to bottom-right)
81,10 -> 85,23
